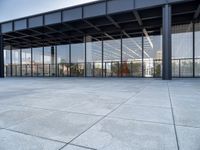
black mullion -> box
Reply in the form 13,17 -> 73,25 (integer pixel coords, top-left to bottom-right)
31,47 -> 33,77
142,33 -> 144,77
102,38 -> 104,77
10,46 -> 12,77
85,36 -> 87,77
42,46 -> 44,77
69,43 -> 71,77
120,35 -> 123,77
193,22 -> 195,78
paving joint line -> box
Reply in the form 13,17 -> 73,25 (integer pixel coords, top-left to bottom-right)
0,103 -> 105,117
4,128 -> 67,145
167,82 -> 180,150
107,116 -> 174,126
68,143 -> 97,150
175,124 -> 200,129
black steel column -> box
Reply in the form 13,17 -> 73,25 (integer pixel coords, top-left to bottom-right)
142,34 -> 144,77
10,46 -> 13,77
69,43 -> 71,77
20,49 -> 22,77
120,35 -> 123,77
0,33 -> 4,78
84,36 -> 87,77
162,4 -> 172,80
102,39 -> 104,77
193,22 -> 195,78
55,46 -> 58,77
42,46 -> 44,77
31,47 -> 33,77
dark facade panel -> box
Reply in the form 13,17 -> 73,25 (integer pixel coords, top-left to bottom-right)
29,16 -> 43,28
83,2 -> 106,18
14,19 -> 27,31
107,0 -> 134,14
135,0 -> 166,9
1,22 -> 13,33
45,12 -> 61,25
62,7 -> 82,22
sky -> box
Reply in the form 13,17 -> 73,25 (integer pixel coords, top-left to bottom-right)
0,0 -> 97,23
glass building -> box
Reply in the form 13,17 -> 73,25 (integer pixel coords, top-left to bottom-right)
0,0 -> 199,79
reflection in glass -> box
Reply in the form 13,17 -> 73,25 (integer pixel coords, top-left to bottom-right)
172,24 -> 193,77
44,46 -> 56,76
4,49 -> 11,77
143,34 -> 162,77
22,48 -> 31,76
122,37 -> 142,77
32,47 -> 43,76
104,39 -> 121,77
12,49 -> 21,76
71,43 -> 85,77
57,45 -> 70,76
86,39 -> 102,77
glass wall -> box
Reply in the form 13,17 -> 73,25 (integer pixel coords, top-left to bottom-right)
172,24 -> 193,77
122,37 -> 142,77
12,49 -> 21,76
4,49 -> 11,77
5,22 -> 200,79
57,45 -> 70,77
21,48 -> 31,76
143,33 -> 162,77
103,39 -> 121,77
195,22 -> 200,77
44,46 -> 56,77
71,43 -> 85,77
86,39 -> 102,77
32,47 -> 43,77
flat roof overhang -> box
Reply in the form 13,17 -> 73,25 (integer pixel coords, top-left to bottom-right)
1,0 -> 199,49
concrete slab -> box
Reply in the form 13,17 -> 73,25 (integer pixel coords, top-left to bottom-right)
9,111 -> 101,142
0,129 -> 64,150
0,78 -> 199,150
72,118 -> 178,150
110,104 -> 173,124
0,105 -> 50,128
173,107 -> 200,128
126,97 -> 171,108
177,126 -> 200,150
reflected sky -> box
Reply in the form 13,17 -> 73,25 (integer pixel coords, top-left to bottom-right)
0,0 -> 97,22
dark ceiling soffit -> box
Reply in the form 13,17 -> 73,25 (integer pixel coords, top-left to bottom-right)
0,0 -> 193,30
193,4 -> 200,19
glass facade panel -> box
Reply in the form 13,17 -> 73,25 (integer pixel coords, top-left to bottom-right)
86,40 -> 102,77
195,22 -> 200,77
4,49 -> 11,77
12,49 -> 21,76
21,48 -> 31,76
122,37 -> 142,77
103,39 -> 121,77
143,33 -> 162,77
32,47 -> 43,77
44,46 -> 56,77
71,43 -> 85,77
57,45 -> 70,77
172,24 -> 193,77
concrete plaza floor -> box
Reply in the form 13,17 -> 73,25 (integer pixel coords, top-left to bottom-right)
0,78 -> 199,150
